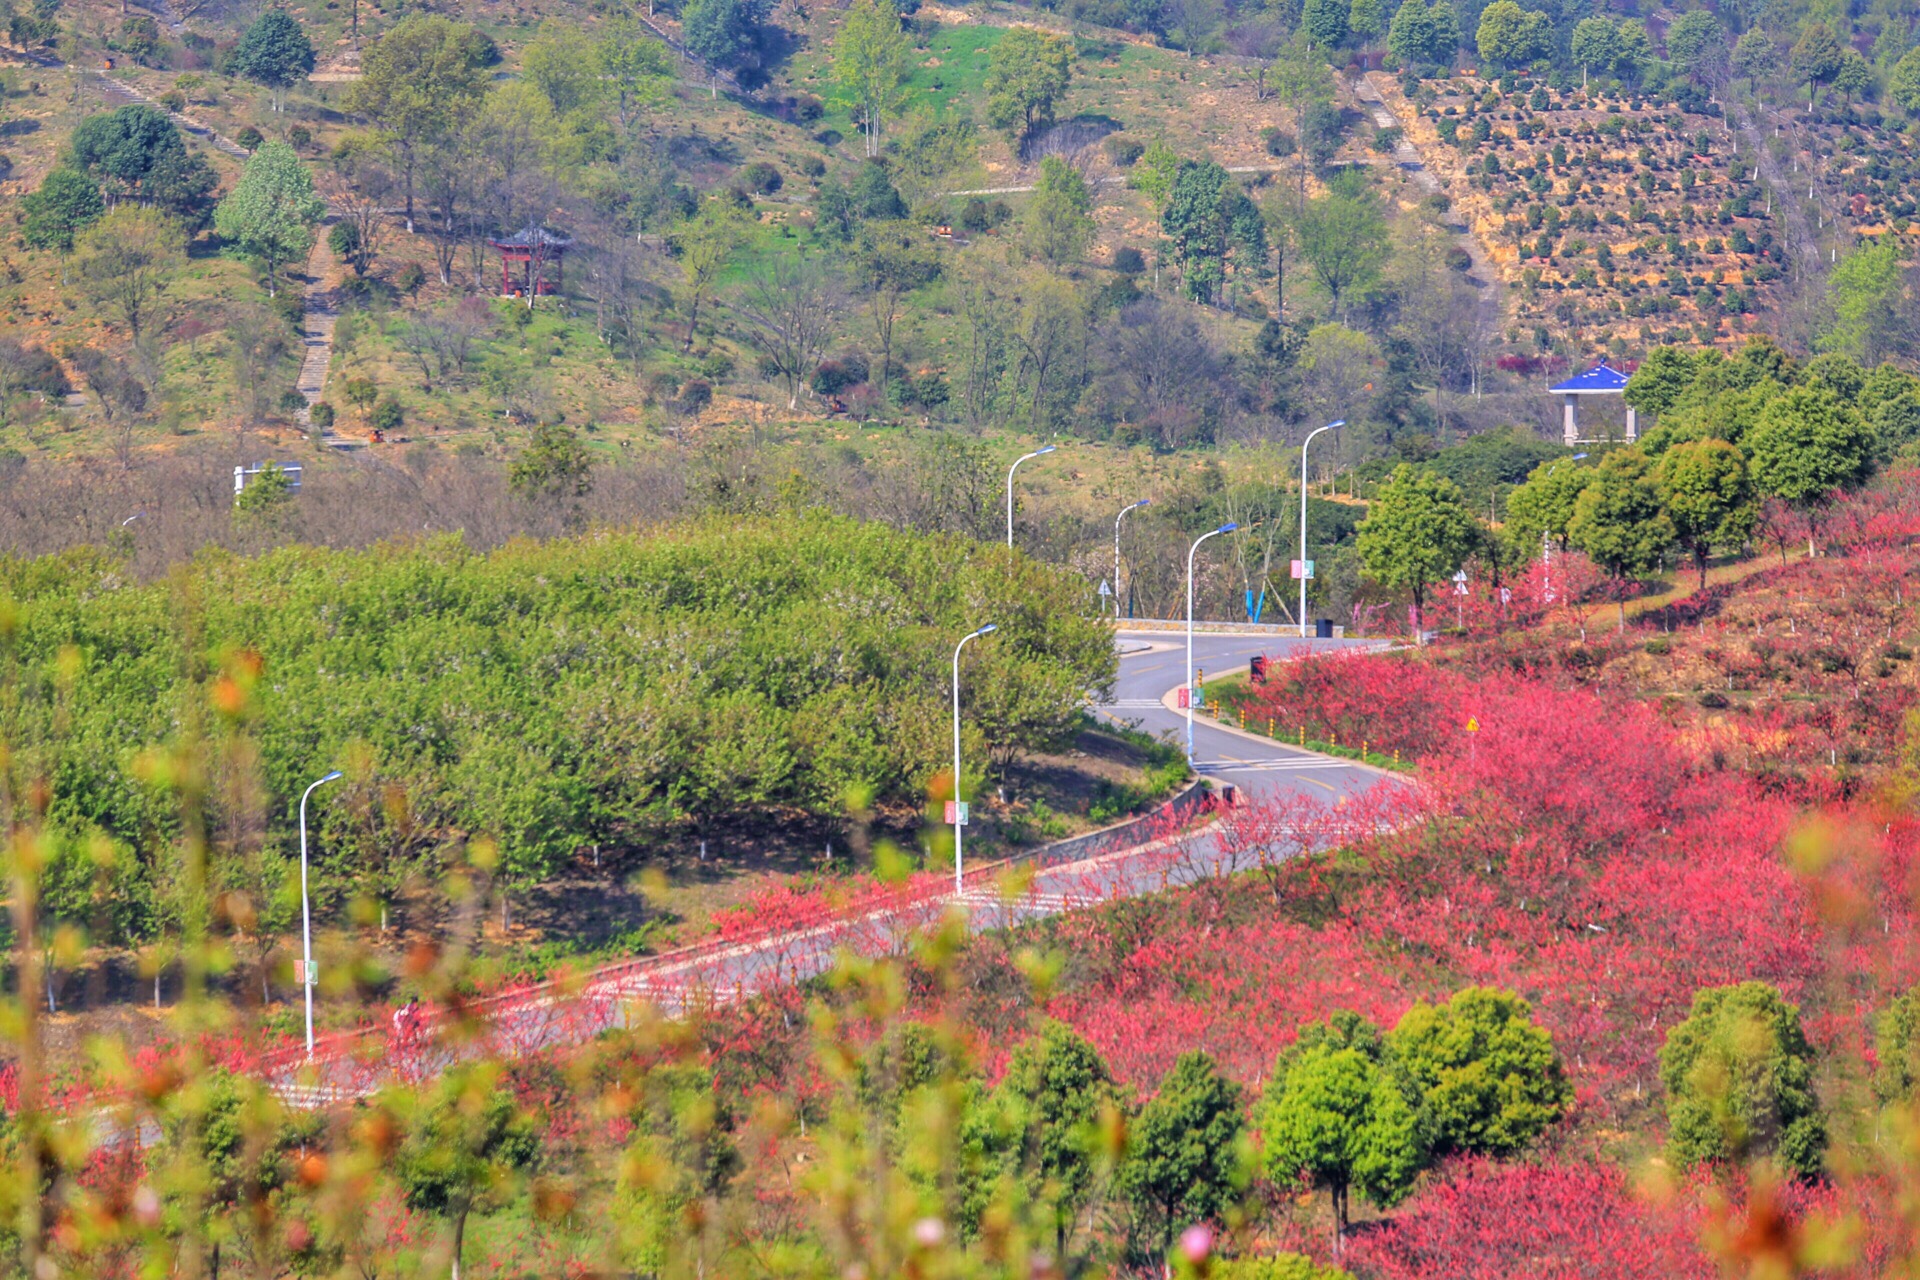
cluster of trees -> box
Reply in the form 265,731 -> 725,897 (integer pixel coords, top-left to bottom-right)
0,515 -> 1110,945
14,98 -> 326,427
1352,338 -> 1915,628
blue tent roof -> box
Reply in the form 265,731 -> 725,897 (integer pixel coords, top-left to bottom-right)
1550,362 -> 1631,394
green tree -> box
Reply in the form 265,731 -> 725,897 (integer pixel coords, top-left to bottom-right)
1891,46 -> 1920,115
682,0 -> 774,78
215,140 -> 324,299
1259,1012 -> 1426,1248
233,461 -> 295,520
1162,161 -> 1266,305
68,103 -> 218,228
1745,383 -> 1877,555
73,204 -> 185,343
1567,447 -> 1674,629
341,16 -> 494,231
670,199 -> 746,352
1130,139 -> 1183,209
1624,345 -> 1702,420
1387,0 -> 1439,68
851,158 -> 909,219
1875,987 -> 1920,1106
971,1021 -> 1122,1261
1831,50 -> 1871,111
1789,23 -> 1843,105
1505,456 -> 1591,553
521,19 -> 607,121
1732,29 -> 1781,92
1302,0 -> 1349,50
1267,34 -> 1336,210
1386,988 -> 1571,1160
21,166 -> 103,256
1475,0 -> 1551,69
509,422 -> 594,501
854,219 -> 937,400
1120,1051 -> 1246,1259
1356,463 -> 1479,632
1290,169 -> 1387,316
1347,0 -> 1382,45
984,27 -> 1074,144
1569,17 -> 1615,85
598,22 -> 673,130
393,1063 -> 541,1280
1611,19 -> 1652,79
229,8 -> 315,112
1660,982 -> 1825,1180
1024,155 -> 1094,266
832,0 -> 913,158
1657,439 -> 1754,589
1664,9 -> 1725,84
1820,237 -> 1906,367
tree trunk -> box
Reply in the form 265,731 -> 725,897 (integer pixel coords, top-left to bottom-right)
450,1207 -> 468,1280
1332,1180 -> 1349,1254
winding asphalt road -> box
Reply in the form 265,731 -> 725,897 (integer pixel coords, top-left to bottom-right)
1096,629 -> 1390,804
269,628 -> 1402,1102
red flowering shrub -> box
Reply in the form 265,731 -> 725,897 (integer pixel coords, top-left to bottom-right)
1346,1160 -> 1711,1279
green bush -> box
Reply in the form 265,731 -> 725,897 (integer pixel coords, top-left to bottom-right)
372,394 -> 404,432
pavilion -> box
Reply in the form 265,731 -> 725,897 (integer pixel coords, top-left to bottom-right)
489,224 -> 573,299
1550,360 -> 1636,446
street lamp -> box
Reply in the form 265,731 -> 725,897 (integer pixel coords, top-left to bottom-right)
1006,446 -> 1057,548
951,624 -> 997,895
1186,523 -> 1237,764
1298,421 -> 1344,638
299,769 -> 343,1058
1114,499 -> 1150,619
1540,453 -> 1589,602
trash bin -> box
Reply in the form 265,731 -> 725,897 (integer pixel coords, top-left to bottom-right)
1314,618 -> 1334,639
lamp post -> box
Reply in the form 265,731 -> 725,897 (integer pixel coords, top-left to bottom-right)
299,769 -> 343,1058
1114,498 -> 1150,619
1186,523 -> 1237,764
1006,446 -> 1057,548
1540,453 -> 1588,602
951,624 -> 997,894
1298,421 -> 1344,638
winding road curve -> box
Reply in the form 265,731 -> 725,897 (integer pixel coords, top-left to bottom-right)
267,630 -> 1402,1103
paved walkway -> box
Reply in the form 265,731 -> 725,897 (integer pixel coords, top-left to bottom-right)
293,221 -> 345,446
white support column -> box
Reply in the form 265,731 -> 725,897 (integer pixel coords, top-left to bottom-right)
1563,394 -> 1578,446
1625,405 -> 1638,441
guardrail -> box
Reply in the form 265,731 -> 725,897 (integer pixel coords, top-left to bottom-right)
257,779 -> 1222,1096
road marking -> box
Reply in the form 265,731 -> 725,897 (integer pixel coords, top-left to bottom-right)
1192,758 -> 1355,772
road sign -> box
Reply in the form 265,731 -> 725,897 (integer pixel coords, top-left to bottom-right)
1453,570 -> 1469,595
1098,579 -> 1112,597
1465,717 -> 1479,733
944,801 -> 970,825
1290,559 -> 1315,580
